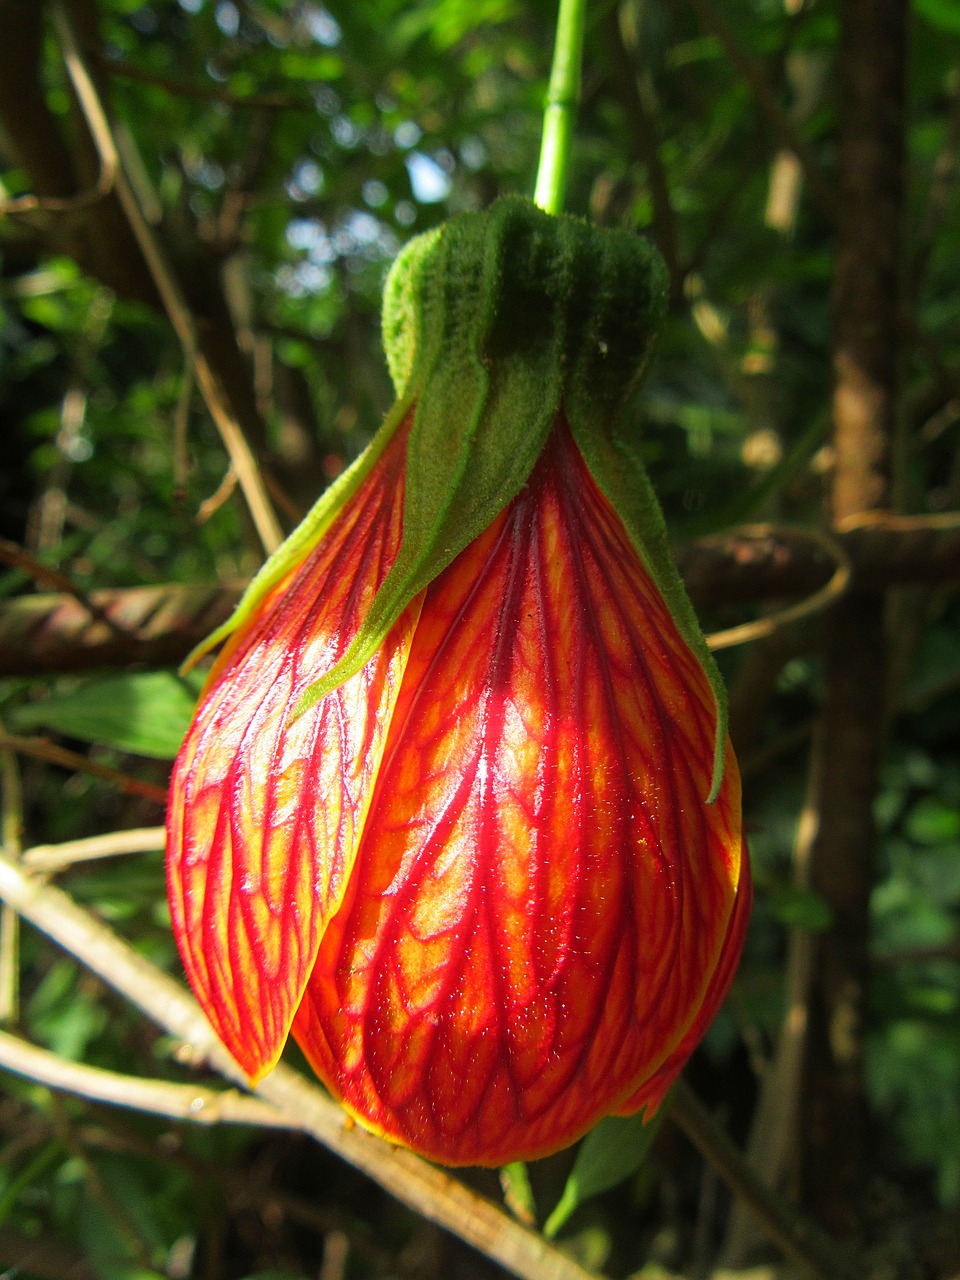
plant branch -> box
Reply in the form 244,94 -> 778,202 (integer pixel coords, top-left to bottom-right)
0,1030 -> 295,1129
601,6 -> 681,297
0,538 -> 131,639
0,732 -> 167,806
534,0 -> 588,214
0,853 -> 605,1280
49,3 -> 283,556
704,523 -> 851,652
3,515 -> 960,676
22,827 -> 166,873
0,748 -> 23,1023
90,48 -> 315,110
679,0 -> 835,217
670,1078 -> 861,1280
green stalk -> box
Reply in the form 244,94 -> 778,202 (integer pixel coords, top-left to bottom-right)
534,0 -> 588,215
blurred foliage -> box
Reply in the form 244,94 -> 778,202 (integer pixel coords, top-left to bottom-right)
1,0 -> 960,1277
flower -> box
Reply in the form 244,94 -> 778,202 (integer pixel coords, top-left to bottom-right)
167,199 -> 750,1167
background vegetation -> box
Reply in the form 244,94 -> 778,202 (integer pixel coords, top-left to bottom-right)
1,0 -> 959,1277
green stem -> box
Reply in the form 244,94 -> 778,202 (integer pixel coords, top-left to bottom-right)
534,0 -> 588,215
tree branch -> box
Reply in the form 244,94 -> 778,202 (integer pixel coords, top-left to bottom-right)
679,0 -> 835,218
800,0 -> 908,1234
0,853 -> 606,1280
671,1079 -> 861,1280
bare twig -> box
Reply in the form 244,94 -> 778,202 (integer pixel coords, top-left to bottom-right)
0,582 -> 243,677
0,854 -> 605,1280
704,523 -> 851,651
197,465 -> 240,525
670,1078 -> 861,1280
22,827 -> 166,873
0,732 -> 167,806
0,1030 -> 296,1129
49,3 -> 283,556
90,49 -> 316,111
0,538 -> 130,639
679,0 -> 835,216
0,749 -> 23,1022
0,160 -> 115,219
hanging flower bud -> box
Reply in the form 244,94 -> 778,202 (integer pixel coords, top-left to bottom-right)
167,198 -> 750,1167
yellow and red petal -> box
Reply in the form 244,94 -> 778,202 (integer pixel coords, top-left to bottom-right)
166,421 -> 421,1081
291,421 -> 746,1166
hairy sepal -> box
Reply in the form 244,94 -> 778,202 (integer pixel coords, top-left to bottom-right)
181,398 -> 412,675
292,198 -> 676,722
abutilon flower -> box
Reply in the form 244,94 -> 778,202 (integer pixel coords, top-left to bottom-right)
167,198 -> 751,1168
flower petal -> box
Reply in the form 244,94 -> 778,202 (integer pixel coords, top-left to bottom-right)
292,422 -> 745,1165
612,835 -> 752,1118
166,423 -> 421,1081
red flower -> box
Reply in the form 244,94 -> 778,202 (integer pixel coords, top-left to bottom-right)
167,199 -> 750,1167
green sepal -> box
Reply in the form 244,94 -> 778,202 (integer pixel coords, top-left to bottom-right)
180,400 -> 410,673
196,195 -> 726,798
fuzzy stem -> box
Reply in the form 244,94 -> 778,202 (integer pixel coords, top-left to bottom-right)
534,0 -> 588,215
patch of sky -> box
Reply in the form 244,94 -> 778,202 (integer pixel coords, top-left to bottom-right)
130,6 -> 159,34
345,210 -> 384,246
303,3 -> 341,47
285,219 -> 336,265
276,261 -> 334,298
182,148 -> 225,191
459,136 -> 487,171
406,151 -> 451,203
330,115 -> 362,149
395,200 -> 416,227
393,120 -> 422,150
313,85 -> 341,117
214,1 -> 239,36
287,160 -> 324,201
362,179 -> 388,209
178,0 -> 204,12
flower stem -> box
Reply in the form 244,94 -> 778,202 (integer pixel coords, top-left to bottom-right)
534,0 -> 588,215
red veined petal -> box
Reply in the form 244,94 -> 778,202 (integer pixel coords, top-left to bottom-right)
292,420 -> 746,1165
166,421 -> 421,1081
612,835 -> 753,1118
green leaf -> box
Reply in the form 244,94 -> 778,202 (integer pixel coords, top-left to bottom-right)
906,797 -> 960,845
768,885 -> 834,932
10,671 -> 201,760
914,0 -> 960,35
543,1105 -> 666,1238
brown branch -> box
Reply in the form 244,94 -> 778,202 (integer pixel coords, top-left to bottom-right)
670,1079 -> 861,1280
800,0 -> 908,1236
0,732 -> 167,806
679,0 -> 835,218
50,3 -> 283,555
0,854 -> 605,1280
0,1029 -> 296,1129
0,538 -> 131,639
601,8 -> 682,299
90,48 -> 316,110
0,582 -> 242,676
0,1 -> 290,538
0,1227 -> 95,1280
2,516 -> 960,677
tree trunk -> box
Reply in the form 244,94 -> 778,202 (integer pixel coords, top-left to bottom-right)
800,0 -> 907,1235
